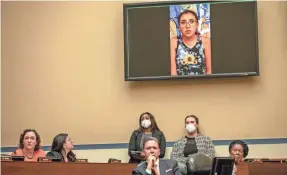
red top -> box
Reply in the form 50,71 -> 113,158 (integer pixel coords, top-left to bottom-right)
11,148 -> 46,161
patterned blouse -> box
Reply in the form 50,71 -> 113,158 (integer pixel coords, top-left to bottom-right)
175,36 -> 206,75
170,135 -> 215,164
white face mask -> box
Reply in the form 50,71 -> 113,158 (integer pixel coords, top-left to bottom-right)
141,119 -> 151,128
186,124 -> 196,133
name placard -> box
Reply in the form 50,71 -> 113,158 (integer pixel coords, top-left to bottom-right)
1,156 -> 12,161
108,158 -> 121,163
38,157 -> 52,162
75,159 -> 88,163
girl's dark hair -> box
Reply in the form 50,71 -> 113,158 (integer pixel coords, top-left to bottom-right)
19,129 -> 41,151
137,112 -> 161,132
51,133 -> 76,162
185,115 -> 200,134
229,140 -> 249,158
178,10 -> 201,35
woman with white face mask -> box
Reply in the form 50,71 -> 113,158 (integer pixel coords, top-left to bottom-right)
170,115 -> 215,166
128,112 -> 166,164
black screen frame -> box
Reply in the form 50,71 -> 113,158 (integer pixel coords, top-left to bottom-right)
210,157 -> 235,175
123,0 -> 259,81
11,156 -> 25,161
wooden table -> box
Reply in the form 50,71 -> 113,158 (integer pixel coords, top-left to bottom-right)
1,161 -> 137,175
237,162 -> 287,175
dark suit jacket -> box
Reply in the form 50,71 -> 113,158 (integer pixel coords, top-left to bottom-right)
128,129 -> 166,163
132,159 -> 182,175
46,151 -> 76,162
46,151 -> 64,161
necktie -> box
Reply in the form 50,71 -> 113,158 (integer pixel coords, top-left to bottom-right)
153,164 -> 160,175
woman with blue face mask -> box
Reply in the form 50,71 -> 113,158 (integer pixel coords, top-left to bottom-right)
171,115 -> 215,166
128,112 -> 166,164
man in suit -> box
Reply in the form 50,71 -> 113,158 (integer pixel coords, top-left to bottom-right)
132,137 -> 182,175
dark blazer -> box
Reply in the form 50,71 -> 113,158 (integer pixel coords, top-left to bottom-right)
128,129 -> 166,163
46,151 -> 76,162
132,159 -> 182,175
46,151 -> 64,161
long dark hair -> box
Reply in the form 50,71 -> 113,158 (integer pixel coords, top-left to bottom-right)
137,112 -> 161,132
51,133 -> 76,162
178,10 -> 201,36
19,129 -> 41,151
185,115 -> 200,134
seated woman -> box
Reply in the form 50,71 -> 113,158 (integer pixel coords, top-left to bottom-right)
11,129 -> 46,161
46,133 -> 76,162
128,112 -> 166,163
229,140 -> 249,175
171,115 -> 215,165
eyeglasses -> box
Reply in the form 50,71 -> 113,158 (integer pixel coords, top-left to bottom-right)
179,19 -> 197,27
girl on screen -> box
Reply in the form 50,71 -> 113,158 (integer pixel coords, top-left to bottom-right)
170,10 -> 211,76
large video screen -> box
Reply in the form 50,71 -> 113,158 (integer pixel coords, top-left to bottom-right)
123,0 -> 259,81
